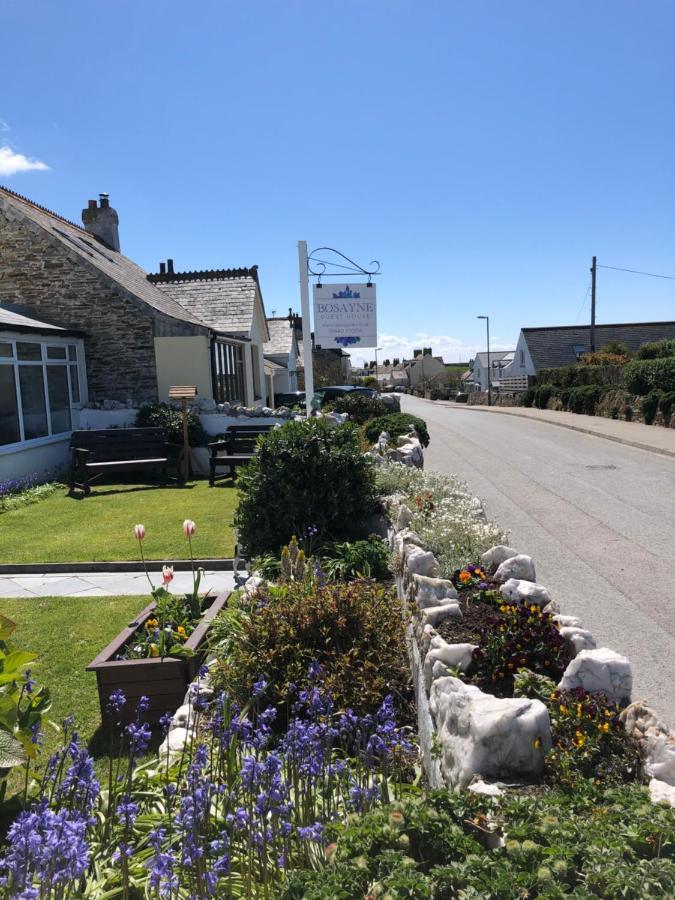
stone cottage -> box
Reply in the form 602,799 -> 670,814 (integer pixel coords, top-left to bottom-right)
0,186 -> 270,479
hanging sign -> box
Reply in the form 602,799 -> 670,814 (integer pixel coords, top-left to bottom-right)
312,283 -> 377,349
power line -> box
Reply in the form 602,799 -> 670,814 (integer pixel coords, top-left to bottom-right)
598,264 -> 675,281
574,281 -> 591,324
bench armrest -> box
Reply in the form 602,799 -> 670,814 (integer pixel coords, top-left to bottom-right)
71,446 -> 91,459
208,440 -> 230,456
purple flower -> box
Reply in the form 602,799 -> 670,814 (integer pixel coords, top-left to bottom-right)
23,670 -> 36,694
106,689 -> 127,719
126,721 -> 151,756
159,711 -> 174,734
116,796 -> 139,829
30,722 -> 44,747
137,695 -> 150,715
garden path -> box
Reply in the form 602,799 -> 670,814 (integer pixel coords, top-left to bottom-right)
0,569 -> 239,598
403,394 -> 675,725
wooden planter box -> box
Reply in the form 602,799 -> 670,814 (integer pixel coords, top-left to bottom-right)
87,593 -> 229,726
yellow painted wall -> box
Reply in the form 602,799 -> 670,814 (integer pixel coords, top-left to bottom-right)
154,336 -> 213,401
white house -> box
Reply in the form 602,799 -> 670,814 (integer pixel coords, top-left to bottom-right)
406,354 -> 446,390
471,351 -> 515,392
263,317 -> 299,398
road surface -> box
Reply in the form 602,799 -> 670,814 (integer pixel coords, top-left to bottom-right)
401,395 -> 675,724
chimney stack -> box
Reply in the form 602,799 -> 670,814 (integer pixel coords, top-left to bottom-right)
82,193 -> 120,252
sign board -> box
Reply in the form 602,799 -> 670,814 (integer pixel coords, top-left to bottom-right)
312,283 -> 377,349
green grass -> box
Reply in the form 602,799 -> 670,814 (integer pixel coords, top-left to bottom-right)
0,479 -> 237,563
1,596 -> 150,797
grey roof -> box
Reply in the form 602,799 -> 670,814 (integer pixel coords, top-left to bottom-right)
474,350 -> 514,367
0,303 -> 82,335
153,276 -> 258,336
0,186 -> 207,332
522,321 -> 675,371
264,318 -> 295,355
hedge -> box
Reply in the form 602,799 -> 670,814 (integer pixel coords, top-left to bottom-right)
623,357 -> 675,395
635,338 -> 675,360
538,365 -> 624,389
364,413 -> 430,447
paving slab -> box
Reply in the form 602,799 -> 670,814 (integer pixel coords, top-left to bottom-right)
0,570 -> 240,598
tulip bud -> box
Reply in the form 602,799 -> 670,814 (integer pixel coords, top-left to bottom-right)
134,524 -> 146,541
162,565 -> 174,585
183,519 -> 197,537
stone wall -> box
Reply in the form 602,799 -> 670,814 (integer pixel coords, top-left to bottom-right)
0,207 -> 158,402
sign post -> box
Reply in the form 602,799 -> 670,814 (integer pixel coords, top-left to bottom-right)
298,240 -> 315,417
168,385 -> 198,481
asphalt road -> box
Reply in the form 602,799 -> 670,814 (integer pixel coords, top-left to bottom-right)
401,395 -> 675,725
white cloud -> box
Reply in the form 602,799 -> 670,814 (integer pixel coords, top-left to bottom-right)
0,145 -> 49,176
0,120 -> 10,132
348,331 -> 514,367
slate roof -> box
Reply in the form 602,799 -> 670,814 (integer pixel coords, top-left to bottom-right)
474,350 -> 514,367
522,322 -> 675,371
0,186 -> 207,332
148,267 -> 266,338
264,317 -> 295,356
0,303 -> 82,336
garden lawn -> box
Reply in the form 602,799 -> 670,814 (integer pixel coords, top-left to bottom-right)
2,595 -> 149,786
0,480 -> 237,562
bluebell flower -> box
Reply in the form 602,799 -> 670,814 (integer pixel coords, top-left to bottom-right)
30,722 -> 44,747
251,676 -> 268,699
159,711 -> 173,734
126,721 -> 151,756
23,670 -> 36,694
137,695 -> 150,715
106,689 -> 127,719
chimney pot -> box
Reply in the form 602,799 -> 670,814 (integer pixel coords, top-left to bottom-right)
167,259 -> 174,275
159,262 -> 166,275
88,199 -> 97,210
99,192 -> 110,208
82,193 -> 120,252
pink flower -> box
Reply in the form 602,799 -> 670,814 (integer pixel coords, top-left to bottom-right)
134,524 -> 146,541
162,565 -> 174,585
183,519 -> 197,537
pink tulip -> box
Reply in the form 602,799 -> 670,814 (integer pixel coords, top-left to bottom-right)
162,565 -> 174,585
183,519 -> 197,537
134,524 -> 146,541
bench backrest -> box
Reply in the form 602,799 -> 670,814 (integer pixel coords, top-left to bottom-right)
225,423 -> 275,453
70,428 -> 169,461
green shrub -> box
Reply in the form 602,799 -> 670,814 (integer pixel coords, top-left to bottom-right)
636,337 -> 675,360
281,784 -> 675,899
624,357 -> 675,395
659,390 -> 675,426
234,419 -> 376,556
538,364 -> 623,389
533,383 -> 556,409
319,536 -> 391,581
328,393 -> 389,424
641,390 -> 662,425
364,413 -> 430,447
565,384 -> 604,415
520,388 -> 535,408
135,402 -> 208,447
212,578 -> 412,722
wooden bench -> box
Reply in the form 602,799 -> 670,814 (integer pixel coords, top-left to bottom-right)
208,423 -> 275,486
69,428 -> 182,495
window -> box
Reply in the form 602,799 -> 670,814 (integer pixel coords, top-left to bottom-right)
212,340 -> 245,404
0,337 -> 84,448
573,345 -> 586,360
520,350 -> 524,365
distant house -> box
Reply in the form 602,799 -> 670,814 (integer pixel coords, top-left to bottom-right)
374,362 -> 407,389
405,353 -> 446,390
471,350 -> 515,392
0,185 -> 270,479
504,321 -> 675,379
263,317 -> 299,397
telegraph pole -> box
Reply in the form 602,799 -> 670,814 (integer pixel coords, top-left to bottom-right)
590,256 -> 597,352
298,240 -> 314,416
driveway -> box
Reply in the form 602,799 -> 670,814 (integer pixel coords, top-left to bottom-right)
402,395 -> 675,724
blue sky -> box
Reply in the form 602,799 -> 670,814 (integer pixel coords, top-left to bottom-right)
2,0 -> 674,365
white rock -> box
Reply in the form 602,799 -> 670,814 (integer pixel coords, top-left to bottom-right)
171,704 -> 191,729
468,779 -> 504,797
644,734 -> 675,786
199,398 -> 217,412
409,574 -> 458,609
649,778 -> 675,807
480,545 -> 519,572
429,676 -> 552,790
420,624 -> 439,655
424,640 -> 476,690
395,504 -> 414,532
159,726 -> 189,756
553,614 -> 582,628
243,575 -> 265,597
558,648 -> 632,703
393,528 -> 424,558
494,554 -> 536,583
421,603 -> 462,628
499,578 -> 551,607
404,545 -> 438,577
559,626 -> 597,656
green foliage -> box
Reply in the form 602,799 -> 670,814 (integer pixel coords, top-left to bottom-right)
641,390 -> 662,425
281,784 -> 675,899
234,419 -> 377,556
212,578 -> 412,722
624,356 -> 675,395
136,401 -> 208,447
520,387 -> 535,408
364,413 -> 431,447
659,390 -> 675,425
532,383 -> 556,409
565,384 -> 604,415
538,364 -> 623,389
319,536 -> 391,581
328,393 -> 389,424
636,337 -> 675,360
0,614 -> 51,798
0,480 -> 60,515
